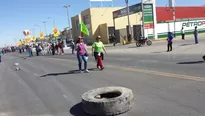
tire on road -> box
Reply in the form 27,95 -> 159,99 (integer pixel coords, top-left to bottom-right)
82,86 -> 134,116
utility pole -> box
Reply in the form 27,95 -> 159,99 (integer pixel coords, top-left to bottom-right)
34,25 -> 41,32
42,21 -> 47,35
47,17 -> 56,28
169,0 -> 176,37
125,0 -> 132,41
31,29 -> 35,37
63,5 -> 72,39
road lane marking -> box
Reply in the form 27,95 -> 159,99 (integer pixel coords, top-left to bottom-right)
46,57 -> 205,82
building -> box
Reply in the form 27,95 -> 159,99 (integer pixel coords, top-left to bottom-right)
71,7 -> 122,44
71,1 -> 205,44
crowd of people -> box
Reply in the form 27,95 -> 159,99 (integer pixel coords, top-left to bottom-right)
18,40 -> 67,57
15,36 -> 107,73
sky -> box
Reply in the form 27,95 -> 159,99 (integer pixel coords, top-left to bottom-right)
0,0 -> 204,47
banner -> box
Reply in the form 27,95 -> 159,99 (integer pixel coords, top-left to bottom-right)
39,32 -> 44,39
53,28 -> 59,37
113,3 -> 142,19
80,21 -> 89,36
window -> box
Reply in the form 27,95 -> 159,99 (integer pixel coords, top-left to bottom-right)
76,20 -> 79,31
83,14 -> 90,25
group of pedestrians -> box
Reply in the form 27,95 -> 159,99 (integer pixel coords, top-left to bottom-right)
21,41 -> 65,57
167,26 -> 199,52
75,35 -> 107,73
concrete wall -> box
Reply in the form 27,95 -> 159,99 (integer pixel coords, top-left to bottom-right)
90,7 -> 122,43
156,19 -> 205,39
114,12 -> 142,30
71,14 -> 81,41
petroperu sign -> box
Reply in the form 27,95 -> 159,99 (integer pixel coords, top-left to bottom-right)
182,21 -> 205,27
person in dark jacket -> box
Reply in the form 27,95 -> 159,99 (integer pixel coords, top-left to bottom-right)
167,32 -> 173,52
51,43 -> 55,55
194,26 -> 198,44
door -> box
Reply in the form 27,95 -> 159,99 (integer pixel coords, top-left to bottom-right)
133,25 -> 142,41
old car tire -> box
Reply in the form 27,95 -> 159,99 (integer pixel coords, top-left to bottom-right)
82,86 -> 134,116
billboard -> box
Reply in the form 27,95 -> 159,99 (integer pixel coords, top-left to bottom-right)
113,3 -> 142,19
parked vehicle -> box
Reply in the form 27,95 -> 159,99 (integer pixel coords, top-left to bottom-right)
136,37 -> 152,47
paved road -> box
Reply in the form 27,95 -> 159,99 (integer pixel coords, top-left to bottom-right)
0,34 -> 205,116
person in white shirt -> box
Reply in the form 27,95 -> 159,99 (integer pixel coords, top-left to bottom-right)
181,27 -> 185,40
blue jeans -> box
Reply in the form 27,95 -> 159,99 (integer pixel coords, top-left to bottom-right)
77,55 -> 87,71
28,50 -> 33,57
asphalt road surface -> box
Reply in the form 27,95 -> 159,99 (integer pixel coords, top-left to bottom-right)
1,35 -> 205,116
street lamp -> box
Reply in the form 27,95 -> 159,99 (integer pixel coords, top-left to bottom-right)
42,21 -> 47,35
47,17 -> 56,28
63,5 -> 72,39
30,29 -> 35,37
34,25 -> 41,32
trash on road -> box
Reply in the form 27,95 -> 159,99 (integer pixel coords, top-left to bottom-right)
14,62 -> 20,71
82,86 -> 134,116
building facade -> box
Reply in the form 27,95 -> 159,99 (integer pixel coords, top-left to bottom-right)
71,3 -> 205,44
71,7 -> 122,45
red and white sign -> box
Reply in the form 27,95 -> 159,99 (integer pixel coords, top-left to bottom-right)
144,23 -> 154,29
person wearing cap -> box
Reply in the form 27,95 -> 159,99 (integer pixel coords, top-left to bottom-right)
76,36 -> 89,73
167,32 -> 173,52
92,35 -> 107,70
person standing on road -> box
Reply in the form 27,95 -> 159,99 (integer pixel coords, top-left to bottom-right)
194,26 -> 198,44
181,27 -> 185,40
92,35 -> 107,70
76,36 -> 89,73
51,43 -> 55,55
167,32 -> 173,52
0,48 -> 2,63
71,40 -> 75,54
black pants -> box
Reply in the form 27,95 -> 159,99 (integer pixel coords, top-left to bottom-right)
36,51 -> 39,56
167,42 -> 172,51
181,34 -> 185,40
52,49 -> 55,55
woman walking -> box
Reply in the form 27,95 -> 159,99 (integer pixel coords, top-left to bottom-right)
76,36 -> 89,73
92,35 -> 107,70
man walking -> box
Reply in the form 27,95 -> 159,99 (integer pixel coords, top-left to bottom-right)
167,32 -> 173,52
194,26 -> 198,44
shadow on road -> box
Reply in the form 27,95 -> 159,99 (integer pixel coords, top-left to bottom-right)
151,51 -> 165,53
40,68 -> 99,77
70,102 -> 90,116
177,61 -> 204,64
179,43 -> 193,46
128,46 -> 137,48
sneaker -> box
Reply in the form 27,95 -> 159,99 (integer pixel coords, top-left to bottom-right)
100,67 -> 105,70
79,70 -> 83,73
84,69 -> 90,73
